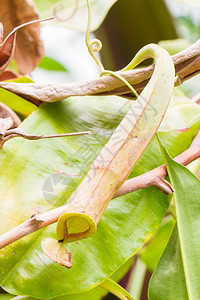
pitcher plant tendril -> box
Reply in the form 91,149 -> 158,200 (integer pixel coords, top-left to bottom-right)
53,0 -> 79,22
52,44 -> 175,251
85,0 -> 105,72
85,0 -> 140,99
38,0 -> 176,267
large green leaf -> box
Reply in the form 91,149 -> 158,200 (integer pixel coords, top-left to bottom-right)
9,258 -> 133,300
0,95 -> 200,298
0,296 -> 13,300
148,225 -> 188,300
156,136 -> 200,299
33,0 -> 117,31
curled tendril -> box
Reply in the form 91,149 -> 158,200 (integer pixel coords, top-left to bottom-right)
85,0 -> 105,72
53,0 -> 79,22
85,0 -> 139,99
88,39 -> 102,53
100,70 -> 139,98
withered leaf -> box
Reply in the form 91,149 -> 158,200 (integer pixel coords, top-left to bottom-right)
0,70 -> 19,81
0,117 -> 13,136
0,102 -> 21,127
0,0 -> 44,75
41,238 -> 72,268
0,22 -> 15,75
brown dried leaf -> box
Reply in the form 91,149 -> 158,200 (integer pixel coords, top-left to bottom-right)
0,117 -> 13,136
0,22 -> 16,75
0,102 -> 21,127
0,70 -> 19,81
41,238 -> 72,268
0,0 -> 44,75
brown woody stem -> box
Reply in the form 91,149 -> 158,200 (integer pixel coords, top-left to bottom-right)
0,40 -> 199,104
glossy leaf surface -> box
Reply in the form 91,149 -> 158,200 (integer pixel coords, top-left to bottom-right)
9,258 -> 133,300
157,136 -> 200,300
0,95 -> 200,298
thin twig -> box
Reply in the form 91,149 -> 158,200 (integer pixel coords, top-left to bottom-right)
0,40 -> 199,105
3,17 -> 54,45
0,129 -> 200,249
0,127 -> 91,148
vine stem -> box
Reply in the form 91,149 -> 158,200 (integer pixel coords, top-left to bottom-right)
101,70 -> 139,98
85,0 -> 105,72
0,129 -> 200,250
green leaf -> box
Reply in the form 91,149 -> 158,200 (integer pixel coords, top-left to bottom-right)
148,225 -> 189,300
157,136 -> 200,299
100,278 -> 135,300
158,39 -> 192,55
0,296 -> 13,300
0,77 -> 36,116
139,215 -> 175,272
33,0 -> 118,31
38,57 -> 68,72
9,258 -> 133,300
0,95 -> 200,298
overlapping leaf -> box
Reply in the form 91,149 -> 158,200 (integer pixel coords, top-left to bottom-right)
7,258 -> 133,300
153,136 -> 200,299
148,225 -> 188,300
0,0 -> 43,74
0,95 -> 200,298
33,0 -> 117,31
139,215 -> 175,272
